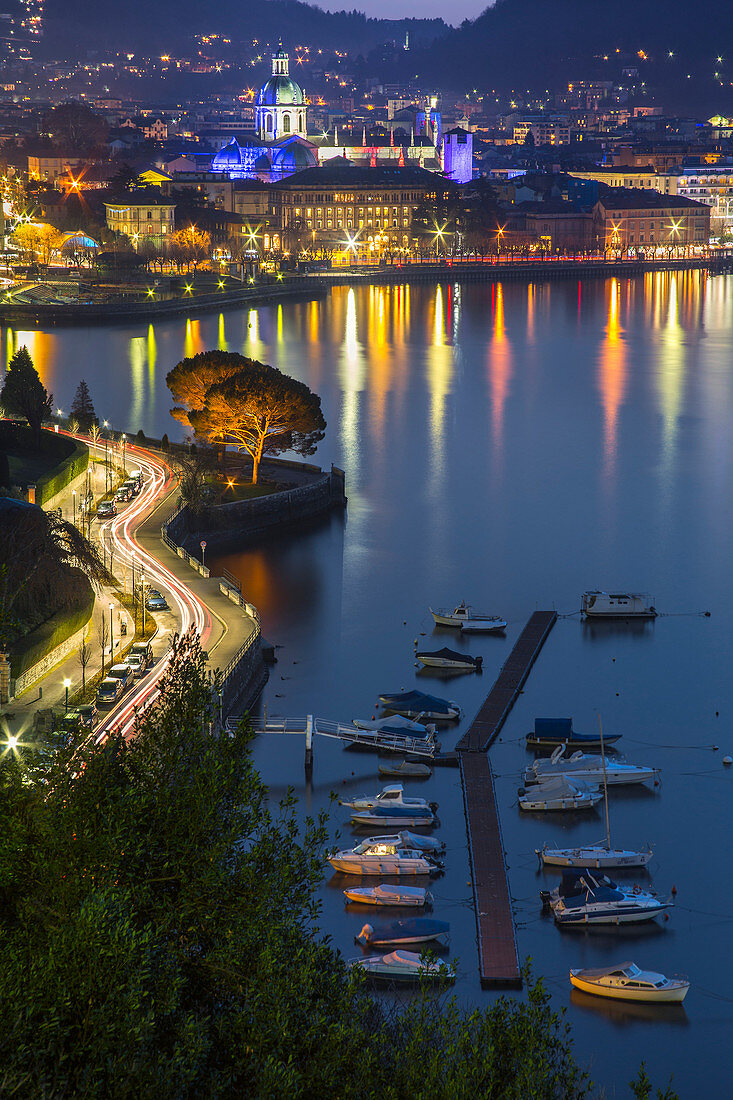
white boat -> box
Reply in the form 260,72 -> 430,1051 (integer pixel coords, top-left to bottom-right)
535,718 -> 654,868
343,883 -> 432,907
543,868 -> 671,925
379,759 -> 432,778
349,949 -> 453,982
328,842 -> 440,875
519,775 -> 603,811
430,601 -> 507,632
340,783 -> 437,813
582,591 -> 657,618
350,806 -> 437,827
524,746 -> 658,787
355,831 -> 445,854
570,963 -> 689,1003
415,647 -> 482,671
356,918 -> 450,948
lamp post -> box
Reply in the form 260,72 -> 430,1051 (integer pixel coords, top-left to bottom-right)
63,677 -> 71,712
72,489 -> 76,527
141,572 -> 146,636
121,433 -> 126,474
109,603 -> 114,666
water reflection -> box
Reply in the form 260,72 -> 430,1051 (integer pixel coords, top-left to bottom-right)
488,282 -> 511,459
570,988 -> 689,1028
598,278 -> 627,485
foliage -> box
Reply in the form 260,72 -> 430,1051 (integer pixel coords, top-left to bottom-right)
110,163 -> 146,191
35,437 -> 89,506
173,447 -> 216,517
12,222 -> 65,266
0,347 -> 52,445
629,1064 -> 678,1100
0,449 -> 9,487
41,100 -> 109,152
169,225 -> 211,272
0,632 -> 590,1098
9,580 -> 95,680
69,379 -> 98,433
161,432 -> 170,452
136,428 -> 146,443
166,350 -> 247,432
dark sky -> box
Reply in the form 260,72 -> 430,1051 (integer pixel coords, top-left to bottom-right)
314,0 -> 489,25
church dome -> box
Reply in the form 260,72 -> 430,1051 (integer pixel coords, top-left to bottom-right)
212,138 -> 242,170
273,141 -> 317,171
257,74 -> 304,107
253,153 -> 271,171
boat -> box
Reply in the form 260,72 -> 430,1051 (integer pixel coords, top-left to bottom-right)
379,759 -> 433,778
348,949 -> 453,982
542,868 -> 672,925
352,714 -> 433,737
343,883 -> 432,907
582,591 -> 657,618
519,775 -> 603,811
378,691 -> 461,722
536,717 -> 654,869
339,784 -> 437,812
415,647 -> 483,672
524,746 -> 658,787
430,602 -> 507,633
328,841 -> 442,875
570,963 -> 689,1003
526,717 -> 622,750
350,806 -> 437,827
354,831 -> 445,854
356,918 -> 450,948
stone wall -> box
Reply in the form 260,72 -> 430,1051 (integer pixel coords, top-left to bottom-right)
12,619 -> 90,698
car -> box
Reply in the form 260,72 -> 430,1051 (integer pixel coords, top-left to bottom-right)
97,500 -> 117,518
108,663 -> 134,692
77,702 -> 99,728
122,480 -> 140,498
97,677 -> 123,707
123,653 -> 146,679
114,487 -> 131,504
146,590 -> 168,611
130,641 -> 152,667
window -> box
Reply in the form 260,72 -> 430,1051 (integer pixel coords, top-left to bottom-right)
283,115 -> 291,134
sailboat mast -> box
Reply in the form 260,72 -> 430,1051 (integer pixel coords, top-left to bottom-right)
598,714 -> 611,850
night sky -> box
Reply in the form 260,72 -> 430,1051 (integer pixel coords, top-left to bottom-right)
315,0 -> 489,25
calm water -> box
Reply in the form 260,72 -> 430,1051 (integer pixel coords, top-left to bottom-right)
9,273 -> 733,1095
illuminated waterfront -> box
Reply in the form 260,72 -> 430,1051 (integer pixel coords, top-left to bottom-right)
7,271 -> 733,1092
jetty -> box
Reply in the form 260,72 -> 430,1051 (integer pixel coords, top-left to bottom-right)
457,610 -> 557,988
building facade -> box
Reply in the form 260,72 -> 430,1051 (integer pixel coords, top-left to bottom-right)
593,192 -> 710,251
104,192 -> 176,249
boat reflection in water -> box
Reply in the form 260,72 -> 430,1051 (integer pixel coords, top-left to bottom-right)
570,987 -> 689,1027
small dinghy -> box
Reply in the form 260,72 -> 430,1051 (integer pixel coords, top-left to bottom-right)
343,883 -> 432,907
524,746 -> 658,787
340,784 -> 437,813
355,831 -> 445,854
356,918 -> 450,948
519,775 -> 602,811
570,962 -> 689,1003
526,717 -> 622,749
379,691 -> 461,722
415,647 -> 482,672
542,868 -> 672,926
349,949 -> 453,983
430,601 -> 507,633
350,806 -> 436,827
379,759 -> 432,778
328,841 -> 441,876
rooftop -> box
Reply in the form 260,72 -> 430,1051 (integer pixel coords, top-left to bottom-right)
597,188 -> 710,211
272,163 -> 449,188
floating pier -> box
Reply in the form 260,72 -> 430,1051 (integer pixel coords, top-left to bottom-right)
457,610 -> 557,988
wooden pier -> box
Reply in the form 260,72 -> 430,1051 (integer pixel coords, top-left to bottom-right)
457,610 -> 557,988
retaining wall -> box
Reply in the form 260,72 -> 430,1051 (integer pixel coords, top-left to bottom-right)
12,616 -> 90,698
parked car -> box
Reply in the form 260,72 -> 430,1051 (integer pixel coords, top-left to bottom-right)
114,487 -> 131,504
97,677 -> 123,707
130,640 -> 153,668
124,653 -> 146,679
77,702 -> 99,728
97,500 -> 117,518
108,663 -> 134,692
146,589 -> 168,611
122,479 -> 140,498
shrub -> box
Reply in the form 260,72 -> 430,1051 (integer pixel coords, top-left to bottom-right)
10,579 -> 95,680
136,429 -> 146,443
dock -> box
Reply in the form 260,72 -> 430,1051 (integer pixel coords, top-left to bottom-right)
457,610 -> 557,988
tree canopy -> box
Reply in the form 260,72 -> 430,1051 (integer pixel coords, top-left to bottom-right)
166,350 -> 246,432
0,630 -> 591,1098
0,347 -> 52,444
69,379 -> 98,433
41,101 -> 109,153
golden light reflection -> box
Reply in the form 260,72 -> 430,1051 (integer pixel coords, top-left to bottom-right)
488,283 -> 511,452
217,312 -> 227,350
309,300 -> 319,344
340,288 -> 364,466
277,304 -> 283,344
128,335 -> 145,430
367,288 -> 390,433
599,278 -> 627,479
10,330 -> 54,390
247,308 -> 259,345
183,318 -> 203,359
657,274 -> 685,472
433,285 -> 445,346
147,324 -> 156,381
427,286 -> 454,487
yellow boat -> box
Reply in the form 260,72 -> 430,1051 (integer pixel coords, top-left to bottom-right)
570,962 -> 689,1003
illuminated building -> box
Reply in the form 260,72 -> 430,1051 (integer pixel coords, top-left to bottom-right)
104,192 -> 176,250
594,191 -> 710,252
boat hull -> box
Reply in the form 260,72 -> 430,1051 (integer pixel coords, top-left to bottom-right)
554,902 -> 669,925
351,812 -> 436,827
570,973 -> 688,1003
538,847 -> 653,869
519,795 -> 602,811
343,889 -> 430,907
378,762 -> 432,778
525,767 -> 657,786
416,656 -> 478,670
526,734 -> 622,749
329,856 -> 434,875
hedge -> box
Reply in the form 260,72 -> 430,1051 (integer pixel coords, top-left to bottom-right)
10,580 -> 95,680
36,436 -> 89,505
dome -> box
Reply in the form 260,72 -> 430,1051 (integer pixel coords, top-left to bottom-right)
253,153 -> 271,171
273,141 -> 317,171
257,74 -> 305,107
212,138 -> 243,170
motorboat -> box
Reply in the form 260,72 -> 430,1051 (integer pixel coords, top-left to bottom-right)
378,691 -> 461,722
430,602 -> 507,633
356,918 -> 450,948
542,868 -> 671,925
350,806 -> 437,828
537,843 -> 653,869
352,714 -> 433,737
524,746 -> 658,787
348,950 -> 453,983
340,784 -> 437,813
379,759 -> 432,778
415,647 -> 483,672
343,883 -> 432,907
328,842 -> 440,875
354,831 -> 445,854
526,717 -> 622,750
569,963 -> 689,1003
519,775 -> 603,811
582,591 -> 657,618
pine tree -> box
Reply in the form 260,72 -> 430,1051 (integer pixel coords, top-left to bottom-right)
0,347 -> 52,445
69,379 -> 97,434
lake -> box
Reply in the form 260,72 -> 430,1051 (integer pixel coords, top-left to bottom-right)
8,271 -> 733,1095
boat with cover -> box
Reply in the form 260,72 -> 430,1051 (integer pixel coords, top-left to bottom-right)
356,918 -> 450,948
524,746 -> 658,787
350,805 -> 437,827
340,784 -> 437,813
526,717 -> 622,750
349,949 -> 453,982
352,714 -> 433,737
536,717 -> 653,869
543,868 -> 671,925
582,591 -> 657,618
379,759 -> 432,778
343,883 -> 432,907
519,775 -> 603,811
569,962 -> 689,1003
430,602 -> 507,632
328,842 -> 441,875
415,647 -> 483,671
378,691 -> 461,721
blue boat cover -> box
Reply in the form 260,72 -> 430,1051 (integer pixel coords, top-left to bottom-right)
380,691 -> 455,713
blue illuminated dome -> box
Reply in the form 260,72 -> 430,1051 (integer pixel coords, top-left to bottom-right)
212,138 -> 243,171
257,73 -> 304,107
273,141 -> 317,171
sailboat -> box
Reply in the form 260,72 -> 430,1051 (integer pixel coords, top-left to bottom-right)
535,716 -> 654,869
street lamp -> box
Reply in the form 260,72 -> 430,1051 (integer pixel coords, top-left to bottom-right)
109,603 -> 114,665
141,572 -> 146,635
121,433 -> 126,473
72,489 -> 76,527
63,677 -> 71,711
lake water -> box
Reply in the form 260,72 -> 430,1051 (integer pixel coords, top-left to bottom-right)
9,272 -> 733,1095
